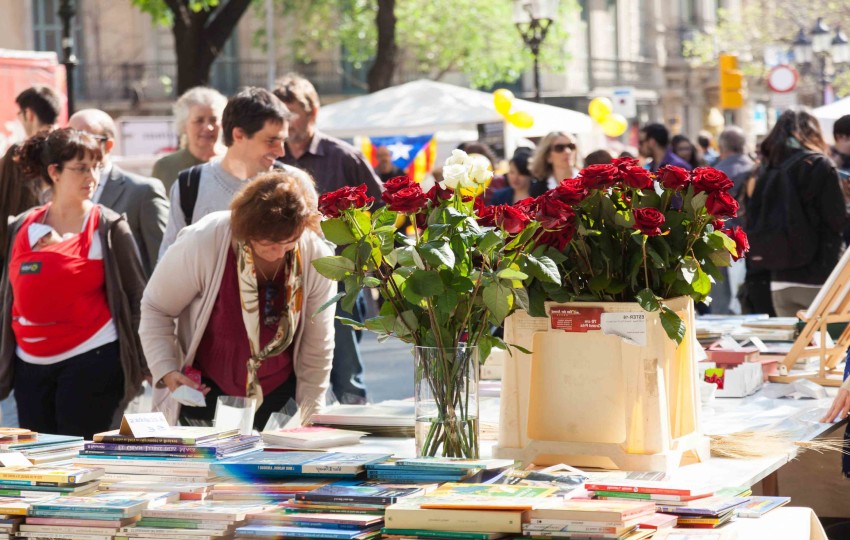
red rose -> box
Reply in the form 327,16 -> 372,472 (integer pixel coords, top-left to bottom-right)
632,207 -> 665,236
692,167 -> 733,193
705,190 -> 739,218
622,165 -> 654,190
711,219 -> 724,230
612,157 -> 639,170
724,226 -> 749,261
535,196 -> 575,231
658,165 -> 690,190
514,196 -> 539,217
426,184 -> 454,203
538,226 -> 575,251
493,205 -> 531,234
383,175 -> 416,194
579,165 -> 617,191
382,185 -> 428,213
318,184 -> 374,218
475,199 -> 496,227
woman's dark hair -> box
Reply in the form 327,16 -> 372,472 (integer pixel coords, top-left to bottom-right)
760,109 -> 829,167
222,87 -> 291,147
584,149 -> 614,166
14,128 -> 102,186
230,170 -> 320,243
671,134 -> 703,168
510,151 -> 532,177
458,142 -> 497,167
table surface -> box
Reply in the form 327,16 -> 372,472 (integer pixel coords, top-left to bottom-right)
331,384 -> 847,492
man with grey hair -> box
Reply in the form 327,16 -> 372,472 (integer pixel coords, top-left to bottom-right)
69,109 -> 169,278
711,125 -> 754,314
152,87 -> 228,193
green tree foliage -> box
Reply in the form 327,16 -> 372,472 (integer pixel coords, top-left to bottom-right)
275,0 -> 579,91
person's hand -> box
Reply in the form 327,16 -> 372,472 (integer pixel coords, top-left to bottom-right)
162,370 -> 210,395
820,388 -> 850,423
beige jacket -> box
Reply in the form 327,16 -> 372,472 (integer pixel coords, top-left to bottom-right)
139,211 -> 336,424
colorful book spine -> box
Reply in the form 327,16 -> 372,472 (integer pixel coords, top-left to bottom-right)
583,483 -> 699,497
84,443 -> 218,455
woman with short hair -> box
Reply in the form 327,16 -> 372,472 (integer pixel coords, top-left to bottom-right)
530,131 -> 579,190
140,170 -> 336,429
151,87 -> 228,194
0,128 -> 148,438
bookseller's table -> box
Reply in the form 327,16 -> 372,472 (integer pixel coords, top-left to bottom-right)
726,507 -> 827,539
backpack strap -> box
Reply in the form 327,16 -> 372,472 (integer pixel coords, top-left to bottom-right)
178,165 -> 203,225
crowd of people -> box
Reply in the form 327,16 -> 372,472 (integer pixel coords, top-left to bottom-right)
1,78 -> 849,439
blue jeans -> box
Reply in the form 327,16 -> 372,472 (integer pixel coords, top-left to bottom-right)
331,283 -> 368,404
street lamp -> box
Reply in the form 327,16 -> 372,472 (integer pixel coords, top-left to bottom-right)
513,0 -> 557,103
791,18 -> 850,105
58,0 -> 78,116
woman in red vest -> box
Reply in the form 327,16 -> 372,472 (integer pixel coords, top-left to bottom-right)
0,128 -> 148,438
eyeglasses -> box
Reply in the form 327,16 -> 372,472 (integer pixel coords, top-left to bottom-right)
91,134 -> 109,144
551,143 -> 576,153
63,164 -> 104,176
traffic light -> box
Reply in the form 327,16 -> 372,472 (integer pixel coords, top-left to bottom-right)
719,53 -> 744,110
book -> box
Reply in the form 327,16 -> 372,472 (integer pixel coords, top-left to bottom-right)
381,529 -> 507,540
211,452 -> 392,478
118,525 -> 235,537
734,495 -> 790,518
636,513 -> 677,529
426,483 -> 558,500
650,529 -> 736,540
0,465 -> 104,484
296,483 -> 423,505
261,427 -> 368,449
134,518 -> 233,530
29,491 -> 179,517
16,532 -> 114,540
0,484 -> 98,498
83,435 -> 261,458
0,495 -> 58,516
0,434 -> 82,451
394,458 -> 515,471
251,511 -> 383,528
234,524 -> 381,539
655,496 -> 750,516
140,500 -> 277,521
674,511 -> 734,528
583,481 -> 713,497
25,516 -> 141,527
592,490 -> 712,502
93,427 -> 240,446
0,479 -> 99,494
19,524 -> 121,535
528,500 -> 656,522
385,500 -> 525,533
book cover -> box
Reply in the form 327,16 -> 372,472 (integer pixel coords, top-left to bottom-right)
734,495 -> 790,518
252,511 -> 382,527
25,516 -> 140,527
394,458 -> 514,471
583,481 -> 713,497
140,500 -> 276,521
92,427 -> 240,446
235,524 -> 381,539
0,465 -> 104,485
212,452 -> 392,477
636,513 -> 677,529
427,483 -> 558,499
134,518 -> 232,530
384,502 -> 524,534
593,491 -> 711,502
381,529 -> 507,540
655,496 -> 750,516
296,484 -> 423,505
528,500 -> 656,522
29,491 -> 177,517
261,427 -> 368,449
0,434 -> 82,451
19,524 -> 120,535
0,495 -> 58,516
650,529 -> 736,539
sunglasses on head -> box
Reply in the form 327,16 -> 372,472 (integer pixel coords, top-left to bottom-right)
551,143 -> 576,153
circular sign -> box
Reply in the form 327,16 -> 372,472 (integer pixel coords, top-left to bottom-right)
768,65 -> 798,93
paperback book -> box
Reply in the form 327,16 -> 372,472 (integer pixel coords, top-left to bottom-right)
212,452 -> 392,478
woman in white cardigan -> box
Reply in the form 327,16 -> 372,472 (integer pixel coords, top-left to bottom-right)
139,171 -> 336,428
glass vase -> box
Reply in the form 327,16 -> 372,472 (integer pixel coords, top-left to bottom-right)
413,345 -> 479,458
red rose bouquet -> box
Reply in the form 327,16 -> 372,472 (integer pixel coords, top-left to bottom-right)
528,160 -> 748,343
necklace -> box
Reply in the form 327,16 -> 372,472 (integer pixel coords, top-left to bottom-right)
253,251 -> 285,284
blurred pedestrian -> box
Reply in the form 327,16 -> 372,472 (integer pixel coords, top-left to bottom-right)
638,123 -> 692,172
698,130 -> 719,166
374,145 -> 404,183
489,149 -> 546,205
584,149 -> 614,166
274,73 -> 382,405
531,131 -> 579,189
69,109 -> 169,278
152,87 -> 227,194
671,134 -> 704,169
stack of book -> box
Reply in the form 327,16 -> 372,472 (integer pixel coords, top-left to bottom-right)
210,452 -> 392,481
365,458 -> 514,484
207,478 -> 333,503
0,465 -> 104,503
0,431 -> 85,465
309,402 -> 415,437
523,500 -> 659,540
0,515 -> 23,539
121,500 -> 277,540
21,491 -> 177,539
234,481 -> 423,540
585,480 -> 751,530
72,427 -> 259,496
261,427 -> 368,450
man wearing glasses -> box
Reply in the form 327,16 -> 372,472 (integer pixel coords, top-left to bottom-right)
68,109 -> 169,278
638,123 -> 693,173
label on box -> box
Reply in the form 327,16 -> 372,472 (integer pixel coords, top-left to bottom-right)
601,312 -> 648,346
549,307 -> 603,332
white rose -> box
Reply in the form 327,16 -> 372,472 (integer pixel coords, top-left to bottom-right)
444,149 -> 471,168
469,155 -> 494,185
442,164 -> 468,189
419,174 -> 436,194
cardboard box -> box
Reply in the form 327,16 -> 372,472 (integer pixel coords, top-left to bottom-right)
706,344 -> 760,364
700,362 -> 763,398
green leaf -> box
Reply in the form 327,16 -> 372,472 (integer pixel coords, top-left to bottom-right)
364,315 -> 396,334
614,211 -> 635,229
478,231 -> 503,254
320,218 -> 357,245
715,230 -> 739,256
362,276 -> 382,288
679,256 -> 698,284
406,270 -> 445,297
588,274 -> 610,293
424,223 -> 452,241
312,291 -> 345,317
528,283 -> 547,317
660,306 -> 686,345
497,268 -> 529,281
312,256 -> 355,280
483,282 -> 513,322
336,316 -> 367,331
636,288 -> 661,312
525,254 -> 560,284
513,287 -> 530,312
353,209 -> 372,235
690,192 -> 708,212
693,267 -> 712,296
420,241 -> 456,268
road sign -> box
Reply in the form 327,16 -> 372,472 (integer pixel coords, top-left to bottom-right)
768,65 -> 798,93
612,87 -> 636,118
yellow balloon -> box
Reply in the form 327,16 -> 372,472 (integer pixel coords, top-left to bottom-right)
602,113 -> 629,138
588,97 -> 613,123
508,110 -> 534,129
493,89 -> 514,116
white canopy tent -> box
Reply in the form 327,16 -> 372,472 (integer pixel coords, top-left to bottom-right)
316,80 -> 599,158
813,96 -> 850,143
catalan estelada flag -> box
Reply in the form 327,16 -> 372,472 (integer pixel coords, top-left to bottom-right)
359,134 -> 437,184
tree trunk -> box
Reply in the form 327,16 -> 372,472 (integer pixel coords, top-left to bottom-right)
367,0 -> 397,93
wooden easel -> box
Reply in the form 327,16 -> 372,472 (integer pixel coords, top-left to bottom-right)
769,248 -> 850,387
